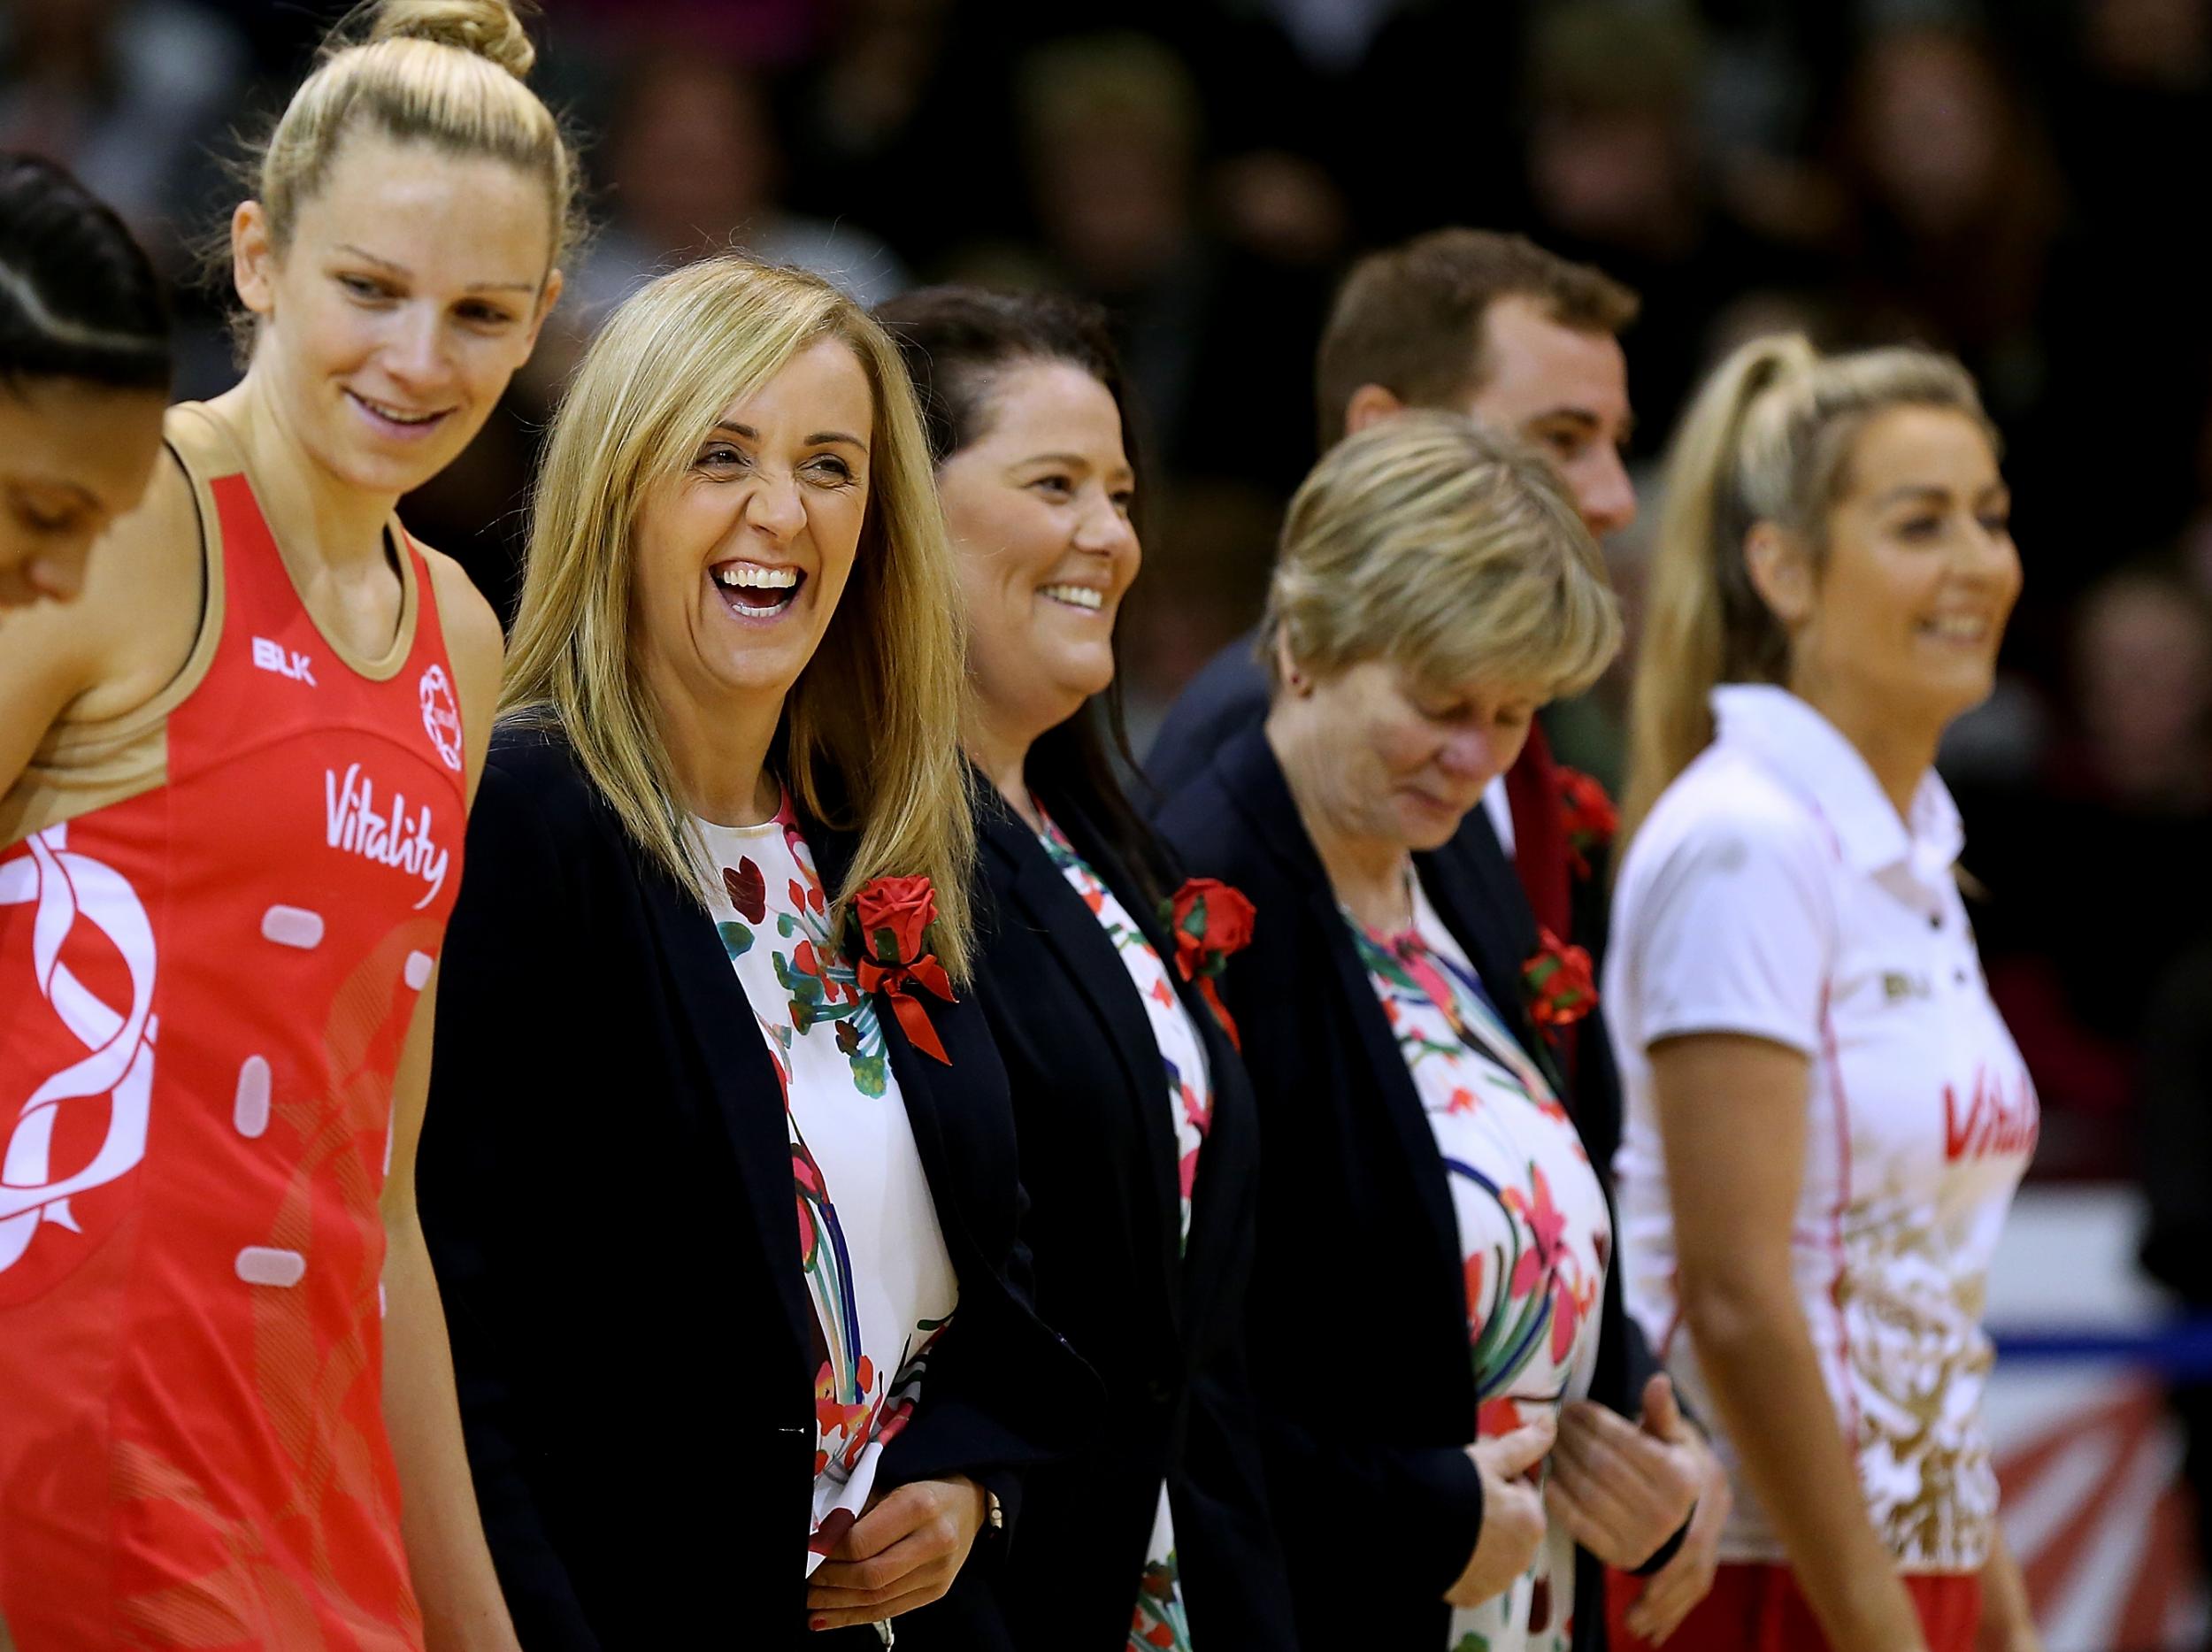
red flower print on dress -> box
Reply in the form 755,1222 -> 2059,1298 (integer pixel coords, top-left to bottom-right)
1557,765 -> 1618,880
723,858 -> 767,924
852,876 -> 956,1064
1479,1395 -> 1525,1438
1523,928 -> 1598,1029
1161,878 -> 1256,1049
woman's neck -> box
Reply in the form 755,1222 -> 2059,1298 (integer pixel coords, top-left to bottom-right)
207,374 -> 399,575
655,673 -> 783,827
1786,670 -> 1942,826
1264,702 -> 1413,934
965,701 -> 1049,832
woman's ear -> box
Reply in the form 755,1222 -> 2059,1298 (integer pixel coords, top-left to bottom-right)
1743,521 -> 1816,630
232,200 -> 278,319
1271,626 -> 1312,695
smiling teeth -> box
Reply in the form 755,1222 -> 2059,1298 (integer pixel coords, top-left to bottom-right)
1927,617 -> 1987,641
358,396 -> 442,425
1041,584 -> 1103,611
714,565 -> 799,589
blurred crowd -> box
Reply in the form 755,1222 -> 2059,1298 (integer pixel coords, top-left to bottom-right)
11,0 -> 2212,1195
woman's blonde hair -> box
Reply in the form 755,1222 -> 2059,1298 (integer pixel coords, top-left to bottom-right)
1264,410 -> 1621,702
247,0 -> 580,269
503,255 -> 978,980
1620,334 -> 1995,845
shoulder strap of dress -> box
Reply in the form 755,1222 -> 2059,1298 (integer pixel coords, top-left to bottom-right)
161,401 -> 248,480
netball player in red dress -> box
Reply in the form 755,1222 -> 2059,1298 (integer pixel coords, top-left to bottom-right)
0,4 -> 570,1647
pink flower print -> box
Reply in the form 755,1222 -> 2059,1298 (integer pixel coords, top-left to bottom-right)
1447,1086 -> 1476,1114
1506,1164 -> 1567,1302
1150,978 -> 1177,1010
794,1191 -> 818,1262
1549,1271 -> 1584,1364
1180,1147 -> 1201,1203
1463,1252 -> 1486,1325
1181,1081 -> 1211,1138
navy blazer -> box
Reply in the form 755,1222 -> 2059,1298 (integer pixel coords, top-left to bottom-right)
418,726 -> 1094,1649
1155,722 -> 1672,1652
901,785 -> 1298,1650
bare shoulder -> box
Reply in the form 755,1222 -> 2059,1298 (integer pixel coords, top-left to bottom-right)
0,449 -> 201,734
415,542 -> 506,799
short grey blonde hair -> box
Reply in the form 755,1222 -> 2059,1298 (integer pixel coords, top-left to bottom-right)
502,254 -> 977,980
1265,410 -> 1622,702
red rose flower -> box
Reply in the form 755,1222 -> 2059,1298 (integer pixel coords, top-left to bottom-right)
1557,766 -> 1619,880
1161,878 -> 1257,1049
1522,927 -> 1597,1030
852,875 -> 956,1063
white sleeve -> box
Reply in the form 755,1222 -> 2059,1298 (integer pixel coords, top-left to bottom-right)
1631,804 -> 1836,1057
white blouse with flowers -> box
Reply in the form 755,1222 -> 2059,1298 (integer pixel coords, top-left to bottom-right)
1037,806 -> 1212,1652
1348,875 -> 1610,1652
694,799 -> 959,1578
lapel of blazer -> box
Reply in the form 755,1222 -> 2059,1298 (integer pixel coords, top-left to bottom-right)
805,818 -> 984,1274
981,796 -> 1185,1314
1416,811 -> 1568,1100
1210,724 -> 1465,1310
636,855 -> 812,1389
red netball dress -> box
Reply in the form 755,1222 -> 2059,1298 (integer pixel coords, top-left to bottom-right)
0,405 -> 466,1651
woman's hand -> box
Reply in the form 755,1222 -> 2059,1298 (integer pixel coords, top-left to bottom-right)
1545,1374 -> 1703,1571
1444,1415 -> 1555,1608
805,1476 -> 989,1631
1624,1411 -> 1732,1646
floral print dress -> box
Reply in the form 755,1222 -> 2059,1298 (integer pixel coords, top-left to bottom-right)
1347,876 -> 1611,1652
1036,808 -> 1210,1652
695,800 -> 960,1579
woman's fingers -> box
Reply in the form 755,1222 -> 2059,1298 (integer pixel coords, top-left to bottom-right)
808,1582 -> 948,1633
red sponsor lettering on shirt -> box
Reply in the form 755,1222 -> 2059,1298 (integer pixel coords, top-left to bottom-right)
1943,1066 -> 2039,1163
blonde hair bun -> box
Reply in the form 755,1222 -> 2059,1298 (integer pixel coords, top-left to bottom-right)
365,0 -> 536,80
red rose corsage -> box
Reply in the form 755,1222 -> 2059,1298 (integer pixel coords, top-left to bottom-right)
1522,926 -> 1598,1030
1557,765 -> 1619,880
1161,877 -> 1257,1050
851,875 -> 956,1064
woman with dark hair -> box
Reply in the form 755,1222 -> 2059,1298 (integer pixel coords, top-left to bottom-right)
877,286 -> 1297,1652
0,151 -> 170,604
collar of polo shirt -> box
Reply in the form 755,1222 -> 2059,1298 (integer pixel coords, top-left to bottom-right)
1709,684 -> 1963,887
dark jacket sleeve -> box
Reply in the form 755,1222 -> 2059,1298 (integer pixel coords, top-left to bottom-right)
1224,1137 -> 1488,1600
419,752 -> 601,1649
1159,783 -> 1487,1599
873,1183 -> 1052,1536
872,994 -> 1094,1539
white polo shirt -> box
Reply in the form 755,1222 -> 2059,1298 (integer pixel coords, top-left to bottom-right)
1608,685 -> 2037,1574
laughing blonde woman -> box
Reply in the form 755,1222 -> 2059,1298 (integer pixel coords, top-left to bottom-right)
418,255 -> 1091,1648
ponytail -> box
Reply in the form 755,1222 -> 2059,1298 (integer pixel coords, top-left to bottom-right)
1620,334 -> 1992,849
1621,334 -> 1813,846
